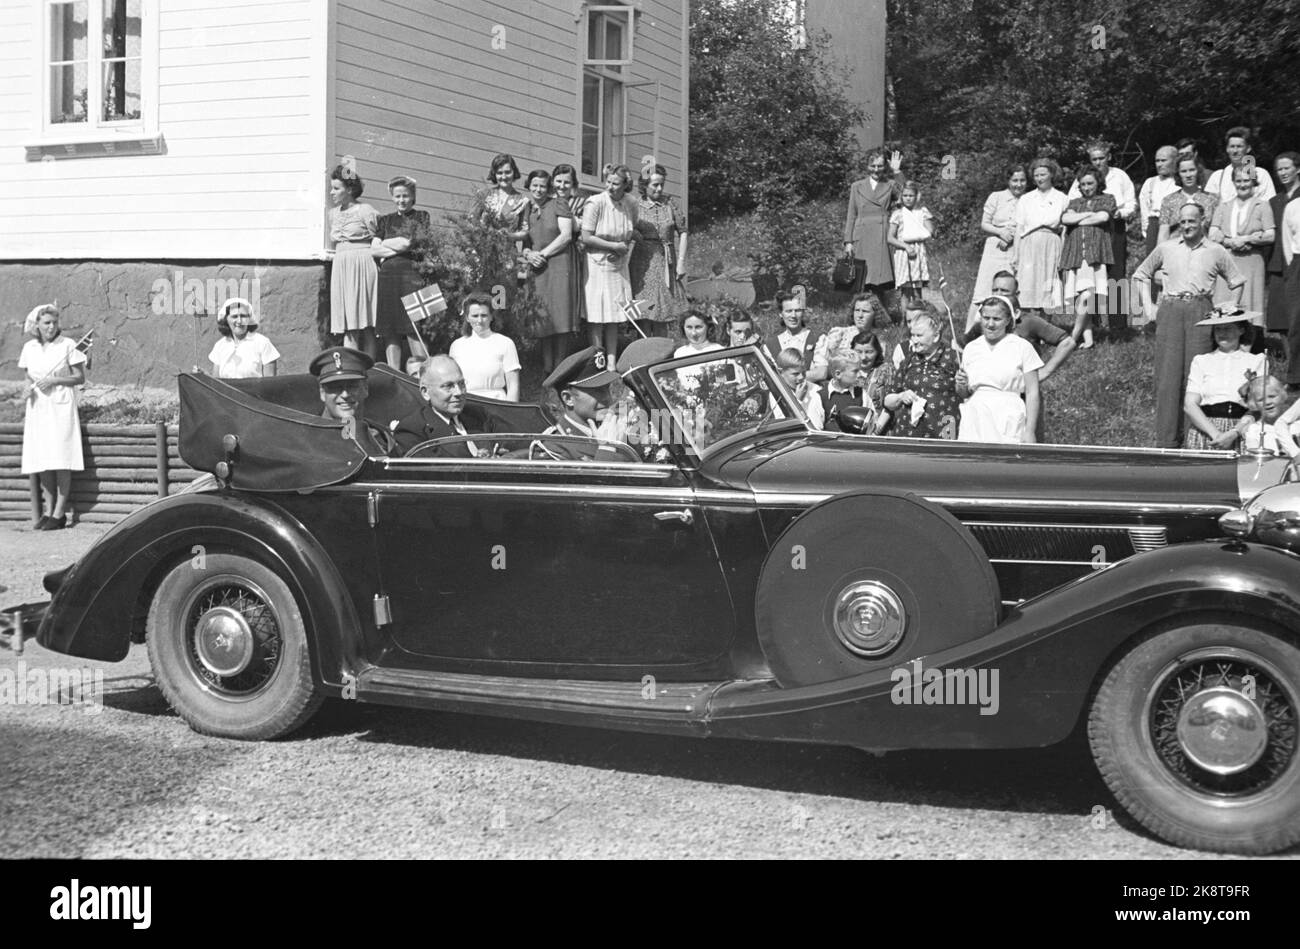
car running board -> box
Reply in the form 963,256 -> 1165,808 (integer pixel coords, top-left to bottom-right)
356,667 -> 774,735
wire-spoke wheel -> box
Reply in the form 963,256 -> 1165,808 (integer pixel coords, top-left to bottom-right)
148,553 -> 322,739
1089,617 -> 1300,854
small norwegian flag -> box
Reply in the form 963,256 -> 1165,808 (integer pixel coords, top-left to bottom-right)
620,297 -> 645,322
402,284 -> 447,323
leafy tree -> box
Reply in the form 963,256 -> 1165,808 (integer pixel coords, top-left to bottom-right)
689,0 -> 865,224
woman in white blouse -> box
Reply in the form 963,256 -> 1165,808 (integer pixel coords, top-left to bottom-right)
968,165 -> 1028,330
447,291 -> 521,401
1183,308 -> 1265,450
957,295 -> 1043,444
1013,158 -> 1067,317
209,298 -> 280,379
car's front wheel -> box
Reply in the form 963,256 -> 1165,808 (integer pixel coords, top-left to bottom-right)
1089,617 -> 1300,854
146,552 -> 322,739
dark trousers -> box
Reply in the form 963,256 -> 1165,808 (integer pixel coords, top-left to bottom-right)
1155,297 -> 1214,447
1286,259 -> 1300,384
1104,221 -> 1128,329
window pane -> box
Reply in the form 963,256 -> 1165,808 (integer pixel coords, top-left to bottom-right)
102,58 -> 141,121
587,13 -> 602,61
581,74 -> 600,176
50,1 -> 88,63
602,78 -> 623,169
605,18 -> 624,61
103,0 -> 142,59
50,62 -> 88,124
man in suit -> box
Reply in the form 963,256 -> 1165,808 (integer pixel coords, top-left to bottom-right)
391,354 -> 484,456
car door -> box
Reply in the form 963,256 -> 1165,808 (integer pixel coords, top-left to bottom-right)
364,452 -> 737,678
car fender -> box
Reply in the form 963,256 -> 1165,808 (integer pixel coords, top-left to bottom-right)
709,540 -> 1300,750
37,492 -> 364,690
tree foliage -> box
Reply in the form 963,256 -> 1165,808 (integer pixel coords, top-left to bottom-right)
889,0 -> 1300,183
689,0 -> 865,224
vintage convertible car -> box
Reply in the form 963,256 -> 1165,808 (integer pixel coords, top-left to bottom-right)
24,345 -> 1300,854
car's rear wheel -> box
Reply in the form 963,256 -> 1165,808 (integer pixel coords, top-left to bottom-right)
146,552 -> 322,739
1089,618 -> 1300,854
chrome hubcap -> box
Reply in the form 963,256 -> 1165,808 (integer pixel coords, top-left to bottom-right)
1175,686 -> 1268,774
833,581 -> 906,657
194,606 -> 254,677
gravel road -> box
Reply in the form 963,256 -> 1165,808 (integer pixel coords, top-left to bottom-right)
0,523 -> 1290,859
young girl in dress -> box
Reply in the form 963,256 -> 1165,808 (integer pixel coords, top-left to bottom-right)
673,310 -> 723,357
19,305 -> 87,530
888,181 -> 933,305
209,298 -> 280,379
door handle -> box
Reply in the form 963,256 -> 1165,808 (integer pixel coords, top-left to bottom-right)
654,509 -> 694,526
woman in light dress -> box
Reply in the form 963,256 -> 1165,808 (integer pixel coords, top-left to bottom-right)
582,163 -> 639,367
957,296 -> 1043,444
327,162 -> 380,360
1013,158 -> 1067,317
968,165 -> 1028,330
208,297 -> 279,379
1209,167 -> 1275,320
19,305 -> 87,530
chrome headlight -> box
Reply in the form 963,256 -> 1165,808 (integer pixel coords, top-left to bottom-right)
1225,483 -> 1300,551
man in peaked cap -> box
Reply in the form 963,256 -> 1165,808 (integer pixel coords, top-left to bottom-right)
310,346 -> 385,454
535,346 -> 628,461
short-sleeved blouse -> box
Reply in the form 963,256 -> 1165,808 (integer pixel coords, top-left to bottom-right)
1185,349 -> 1265,406
330,203 -> 378,243
582,192 -> 638,261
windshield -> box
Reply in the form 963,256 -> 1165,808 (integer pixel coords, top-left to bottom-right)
648,349 -> 809,455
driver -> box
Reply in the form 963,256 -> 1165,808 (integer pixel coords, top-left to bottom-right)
310,346 -> 388,454
392,355 -> 485,457
535,346 -> 628,461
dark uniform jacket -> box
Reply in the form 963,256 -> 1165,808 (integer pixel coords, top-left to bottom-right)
392,405 -> 478,457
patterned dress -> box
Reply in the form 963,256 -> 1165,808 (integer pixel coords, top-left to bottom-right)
890,206 -> 933,288
478,187 -> 529,232
329,202 -> 379,334
375,208 -> 431,339
630,196 -> 688,323
888,346 -> 960,439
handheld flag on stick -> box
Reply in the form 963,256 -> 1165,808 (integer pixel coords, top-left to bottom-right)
28,329 -> 93,399
923,258 -> 957,343
620,298 -> 649,338
400,284 -> 445,358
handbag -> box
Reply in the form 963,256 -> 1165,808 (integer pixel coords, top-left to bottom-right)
832,254 -> 857,290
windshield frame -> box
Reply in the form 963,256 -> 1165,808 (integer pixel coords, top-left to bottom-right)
642,345 -> 811,460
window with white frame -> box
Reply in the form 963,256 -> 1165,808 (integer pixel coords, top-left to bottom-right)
580,4 -> 635,179
47,0 -> 143,129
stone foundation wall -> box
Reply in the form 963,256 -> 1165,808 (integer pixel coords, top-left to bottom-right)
0,260 -> 330,388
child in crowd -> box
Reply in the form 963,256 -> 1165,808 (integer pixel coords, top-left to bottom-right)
819,351 -> 867,432
1237,374 -> 1300,457
888,181 -> 934,306
851,330 -> 893,433
726,312 -> 763,348
405,355 -> 426,378
775,347 -> 824,429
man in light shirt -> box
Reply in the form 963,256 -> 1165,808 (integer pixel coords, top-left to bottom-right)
1205,127 -> 1276,204
1139,146 -> 1180,259
1134,203 -> 1246,447
1068,141 -> 1136,329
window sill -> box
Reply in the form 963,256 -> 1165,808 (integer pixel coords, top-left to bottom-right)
24,132 -> 165,161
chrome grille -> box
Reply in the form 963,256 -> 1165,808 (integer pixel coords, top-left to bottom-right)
1127,526 -> 1169,552
967,523 -> 1151,564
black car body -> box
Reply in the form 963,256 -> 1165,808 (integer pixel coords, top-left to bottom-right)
28,346 -> 1300,854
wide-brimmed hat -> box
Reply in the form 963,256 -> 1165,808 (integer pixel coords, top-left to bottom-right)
1196,303 -> 1262,327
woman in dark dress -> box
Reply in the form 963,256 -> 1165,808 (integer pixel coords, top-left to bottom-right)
552,163 -> 587,333
373,175 -> 431,369
1265,152 -> 1300,336
522,169 -> 576,372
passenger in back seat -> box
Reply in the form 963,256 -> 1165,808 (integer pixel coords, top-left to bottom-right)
391,355 -> 486,457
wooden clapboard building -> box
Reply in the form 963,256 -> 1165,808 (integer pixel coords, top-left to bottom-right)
0,0 -> 689,386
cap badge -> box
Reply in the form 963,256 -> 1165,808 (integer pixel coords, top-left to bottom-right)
594,351 -> 606,370
333,352 -> 343,370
